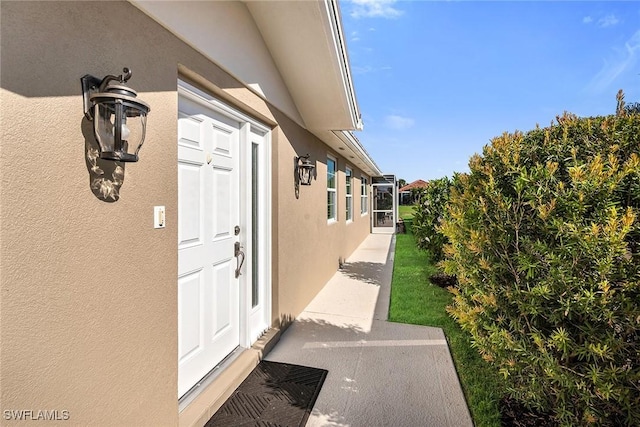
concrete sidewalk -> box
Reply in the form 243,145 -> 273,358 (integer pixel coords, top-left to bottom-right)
265,234 -> 473,427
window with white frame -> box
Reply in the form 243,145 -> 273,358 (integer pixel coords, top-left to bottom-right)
345,167 -> 353,222
327,156 -> 337,221
361,176 -> 368,214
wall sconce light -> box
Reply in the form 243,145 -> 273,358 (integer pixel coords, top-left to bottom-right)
296,154 -> 315,186
81,67 -> 150,162
294,154 -> 315,199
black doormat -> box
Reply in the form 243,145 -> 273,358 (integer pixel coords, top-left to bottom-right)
205,360 -> 328,427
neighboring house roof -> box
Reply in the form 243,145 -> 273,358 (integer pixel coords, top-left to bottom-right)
399,180 -> 429,192
131,0 -> 380,176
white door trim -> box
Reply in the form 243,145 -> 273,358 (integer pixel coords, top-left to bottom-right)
177,79 -> 272,396
371,182 -> 396,234
237,122 -> 272,347
178,82 -> 271,136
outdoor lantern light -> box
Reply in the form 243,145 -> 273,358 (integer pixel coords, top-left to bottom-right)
81,67 -> 150,162
296,154 -> 315,186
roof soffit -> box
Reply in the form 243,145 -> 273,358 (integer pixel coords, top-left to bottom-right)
246,0 -> 361,131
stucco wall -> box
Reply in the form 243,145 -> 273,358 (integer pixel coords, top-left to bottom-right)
270,111 -> 372,322
0,1 -> 371,425
131,0 -> 305,128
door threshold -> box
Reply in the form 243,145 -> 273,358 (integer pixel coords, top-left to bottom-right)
178,327 -> 281,427
179,347 -> 244,412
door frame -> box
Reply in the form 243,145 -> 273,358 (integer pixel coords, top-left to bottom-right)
177,79 -> 272,377
371,175 -> 397,234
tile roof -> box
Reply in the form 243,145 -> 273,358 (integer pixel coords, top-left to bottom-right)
399,179 -> 429,192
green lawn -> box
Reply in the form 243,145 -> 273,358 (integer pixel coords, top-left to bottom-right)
398,204 -> 416,220
389,211 -> 503,427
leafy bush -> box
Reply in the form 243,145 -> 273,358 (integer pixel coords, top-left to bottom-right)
412,176 -> 451,261
409,186 -> 427,204
441,111 -> 640,426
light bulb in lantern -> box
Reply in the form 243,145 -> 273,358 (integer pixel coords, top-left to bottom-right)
121,122 -> 131,140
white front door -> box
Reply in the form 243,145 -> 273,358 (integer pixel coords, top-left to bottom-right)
177,92 -> 242,398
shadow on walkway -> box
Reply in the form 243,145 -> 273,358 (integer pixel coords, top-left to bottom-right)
339,261 -> 385,287
266,234 -> 473,427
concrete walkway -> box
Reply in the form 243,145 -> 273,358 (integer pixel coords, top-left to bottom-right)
265,234 -> 473,427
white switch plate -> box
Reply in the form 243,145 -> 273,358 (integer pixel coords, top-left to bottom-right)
154,206 -> 166,229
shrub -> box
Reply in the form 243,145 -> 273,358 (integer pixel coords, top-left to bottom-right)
409,186 -> 427,204
412,176 -> 451,261
441,111 -> 640,426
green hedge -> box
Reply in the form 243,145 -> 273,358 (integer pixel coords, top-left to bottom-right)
412,176 -> 452,261
441,112 -> 640,426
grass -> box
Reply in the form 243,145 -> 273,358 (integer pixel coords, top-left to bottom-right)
389,207 -> 504,427
398,204 -> 416,220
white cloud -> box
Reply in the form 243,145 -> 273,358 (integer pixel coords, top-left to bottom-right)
352,64 -> 391,74
598,14 -> 619,28
350,0 -> 403,19
583,13 -> 620,28
587,29 -> 640,93
352,65 -> 374,74
385,115 -> 415,130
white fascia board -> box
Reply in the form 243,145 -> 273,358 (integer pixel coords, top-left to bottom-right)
332,130 -> 383,176
324,0 -> 363,131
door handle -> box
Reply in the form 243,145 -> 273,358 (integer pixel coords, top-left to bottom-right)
234,241 -> 245,278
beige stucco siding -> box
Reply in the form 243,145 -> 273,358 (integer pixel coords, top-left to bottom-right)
270,111 -> 371,323
0,1 -> 371,425
1,2 -> 183,425
132,0 -> 306,129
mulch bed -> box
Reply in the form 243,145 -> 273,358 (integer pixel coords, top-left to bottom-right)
428,272 -> 458,288
500,397 -> 557,427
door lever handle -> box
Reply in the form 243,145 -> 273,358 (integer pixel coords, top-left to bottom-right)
234,241 -> 245,278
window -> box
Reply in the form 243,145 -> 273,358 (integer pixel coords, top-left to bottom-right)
251,143 -> 259,307
327,156 -> 337,221
345,167 -> 353,222
361,176 -> 368,214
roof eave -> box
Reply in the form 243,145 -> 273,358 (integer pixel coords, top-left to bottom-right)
333,131 -> 382,176
325,0 -> 363,131
247,0 -> 363,131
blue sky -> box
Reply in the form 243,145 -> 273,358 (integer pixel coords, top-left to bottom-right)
340,0 -> 640,182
